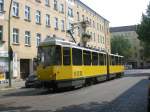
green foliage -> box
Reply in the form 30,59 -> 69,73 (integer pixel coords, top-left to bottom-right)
136,2 -> 150,42
141,42 -> 150,58
111,36 -> 133,58
136,2 -> 150,58
136,14 -> 150,42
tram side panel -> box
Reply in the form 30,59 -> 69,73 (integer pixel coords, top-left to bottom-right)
109,55 -> 124,78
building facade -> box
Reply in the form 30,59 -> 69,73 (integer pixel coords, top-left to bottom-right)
110,25 -> 149,69
0,0 -> 110,79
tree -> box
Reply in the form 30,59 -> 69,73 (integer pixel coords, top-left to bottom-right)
111,36 -> 133,59
136,2 -> 150,58
140,42 -> 150,58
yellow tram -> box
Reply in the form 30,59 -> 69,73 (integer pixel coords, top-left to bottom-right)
36,38 -> 124,89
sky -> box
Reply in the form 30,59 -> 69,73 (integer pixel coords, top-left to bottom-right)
80,0 -> 150,27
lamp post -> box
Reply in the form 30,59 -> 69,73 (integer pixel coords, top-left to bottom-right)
8,0 -> 13,87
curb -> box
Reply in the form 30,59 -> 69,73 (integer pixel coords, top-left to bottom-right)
0,87 -> 21,91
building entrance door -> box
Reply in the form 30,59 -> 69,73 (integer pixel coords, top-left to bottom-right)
20,59 -> 30,79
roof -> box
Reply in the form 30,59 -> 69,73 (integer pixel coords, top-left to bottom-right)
76,0 -> 109,23
110,25 -> 137,33
39,37 -> 123,57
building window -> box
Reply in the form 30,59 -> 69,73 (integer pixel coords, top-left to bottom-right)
54,17 -> 58,30
86,17 -> 88,21
46,14 -> 50,27
12,28 -> 19,44
12,1 -> 19,17
98,34 -> 100,43
36,33 -> 41,46
89,19 -> 92,26
93,21 -> 95,28
60,4 -> 64,13
93,33 -> 95,41
103,37 -> 105,44
77,12 -> 80,21
90,32 -> 92,40
0,0 -> 4,12
100,36 -> 102,43
68,7 -> 73,17
82,15 -> 85,21
0,26 -> 3,41
97,23 -> 99,30
54,0 -> 58,11
61,20 -> 65,32
25,31 -> 31,46
45,0 -> 50,6
77,27 -> 80,36
25,6 -> 30,21
35,10 -> 41,24
68,22 -> 72,29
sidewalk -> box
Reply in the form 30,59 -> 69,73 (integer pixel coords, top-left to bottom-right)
0,79 -> 25,91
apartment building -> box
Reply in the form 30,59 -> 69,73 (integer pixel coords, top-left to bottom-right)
0,0 -> 110,79
110,25 -> 149,68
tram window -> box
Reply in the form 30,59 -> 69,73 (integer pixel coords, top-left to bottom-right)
109,55 -> 112,65
92,52 -> 98,65
63,47 -> 71,65
83,50 -> 91,65
120,57 -> 122,65
103,54 -> 106,65
112,56 -> 116,65
122,57 -> 124,65
38,46 -> 62,66
72,48 -> 82,65
118,57 -> 121,65
99,54 -> 104,65
55,46 -> 62,65
115,56 -> 119,65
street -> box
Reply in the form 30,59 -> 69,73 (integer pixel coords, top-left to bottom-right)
0,70 -> 150,112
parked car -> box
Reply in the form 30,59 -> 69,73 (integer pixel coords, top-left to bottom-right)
25,73 -> 41,88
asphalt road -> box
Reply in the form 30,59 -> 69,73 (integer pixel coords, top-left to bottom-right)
0,71 -> 150,112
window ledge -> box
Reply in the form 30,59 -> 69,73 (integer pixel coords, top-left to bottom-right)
12,43 -> 20,45
12,15 -> 20,19
54,8 -> 58,11
61,30 -> 65,32
25,44 -> 31,47
46,25 -> 51,28
24,19 -> 31,22
0,11 -> 6,14
55,28 -> 59,31
0,40 -> 6,44
60,11 -> 64,14
36,22 -> 41,25
35,0 -> 41,3
45,4 -> 50,7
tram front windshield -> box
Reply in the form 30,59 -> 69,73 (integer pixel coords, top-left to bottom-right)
38,46 -> 61,66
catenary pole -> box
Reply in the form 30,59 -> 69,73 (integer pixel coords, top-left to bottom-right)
8,0 -> 13,87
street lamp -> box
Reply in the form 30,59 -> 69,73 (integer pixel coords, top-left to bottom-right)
8,0 -> 13,87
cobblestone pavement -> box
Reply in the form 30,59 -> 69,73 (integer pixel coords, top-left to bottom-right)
0,71 -> 150,112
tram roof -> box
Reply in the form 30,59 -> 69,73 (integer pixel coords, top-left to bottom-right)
39,37 -> 123,57
39,37 -> 77,46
